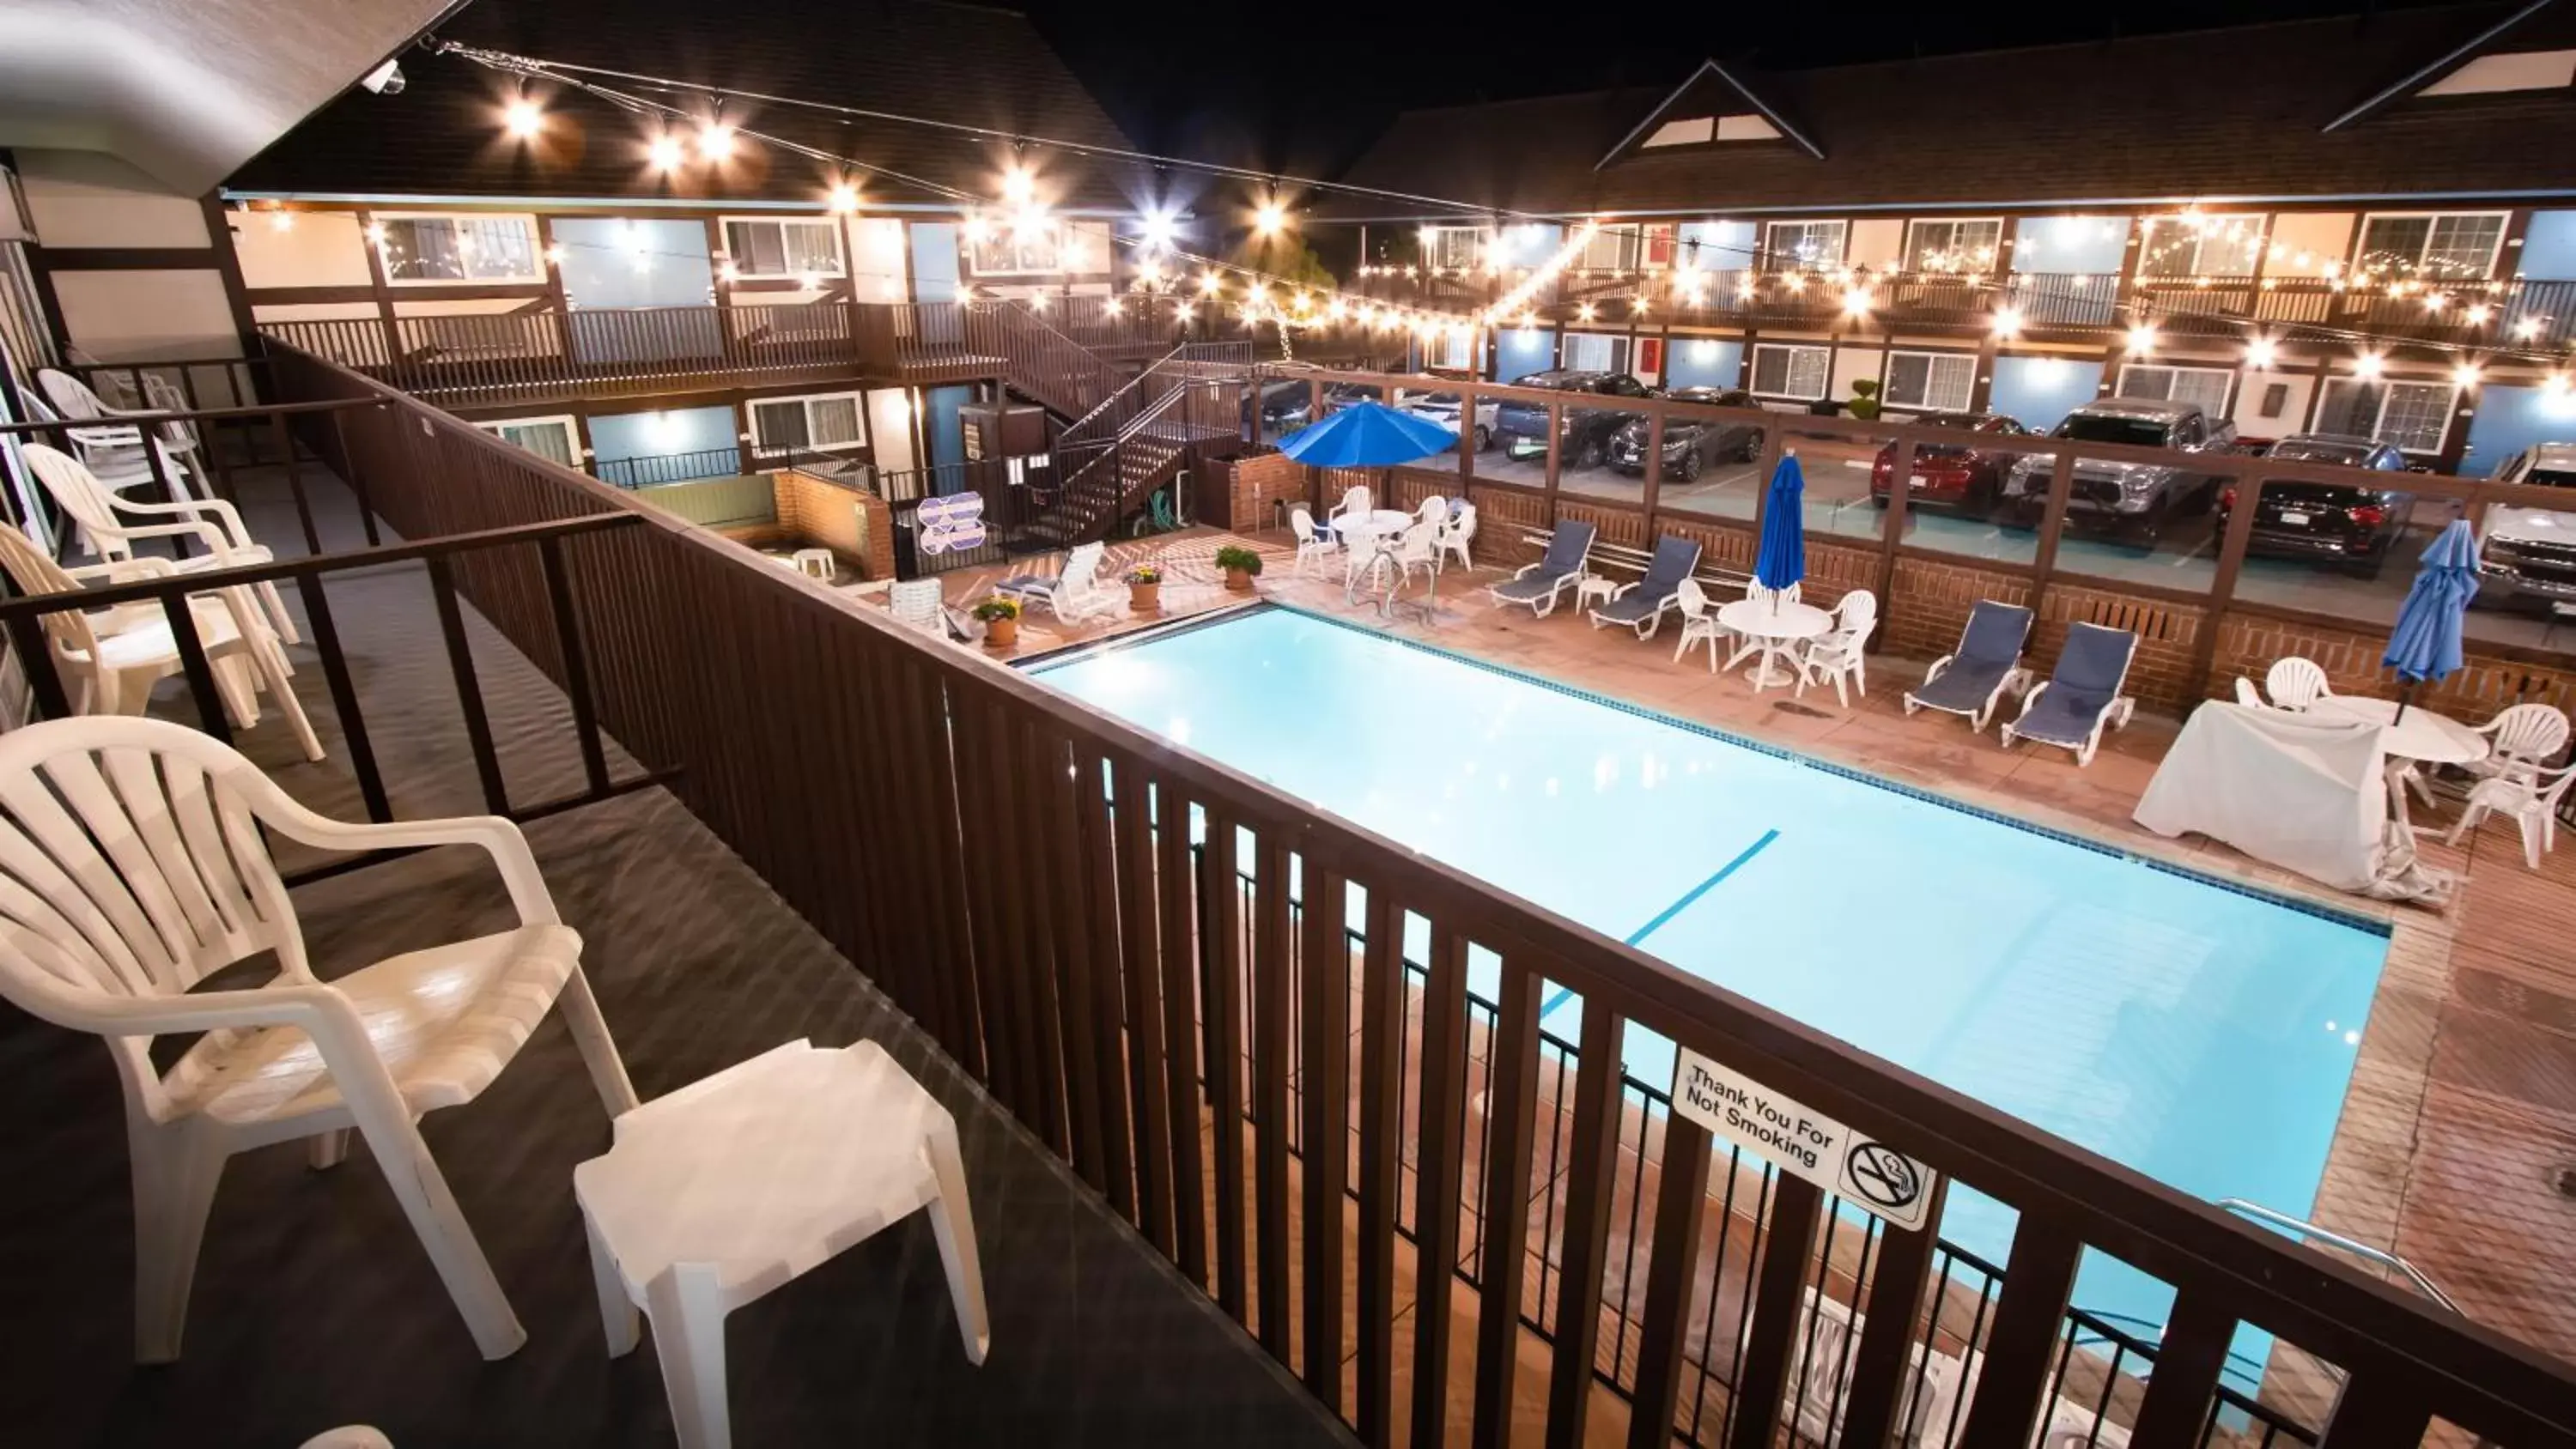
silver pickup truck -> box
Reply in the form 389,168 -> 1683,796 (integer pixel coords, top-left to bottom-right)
2002,398 -> 2239,543
2477,441 -> 2576,609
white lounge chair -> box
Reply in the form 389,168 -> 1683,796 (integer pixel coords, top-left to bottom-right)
0,714 -> 636,1362
1799,588 -> 1877,706
998,540 -> 1122,625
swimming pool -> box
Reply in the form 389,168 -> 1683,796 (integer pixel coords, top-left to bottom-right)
1034,603 -> 2389,1374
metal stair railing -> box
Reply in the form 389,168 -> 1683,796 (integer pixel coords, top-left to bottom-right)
2215,1198 -> 2464,1313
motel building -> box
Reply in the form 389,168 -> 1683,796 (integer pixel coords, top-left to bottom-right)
3,3 -> 2576,1448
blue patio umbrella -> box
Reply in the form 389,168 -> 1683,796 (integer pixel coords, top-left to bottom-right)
1278,399 -> 1459,468
2381,518 -> 2481,723
1753,453 -> 1807,591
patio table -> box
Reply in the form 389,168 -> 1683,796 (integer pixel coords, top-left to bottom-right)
2312,694 -> 2490,829
1717,598 -> 1833,691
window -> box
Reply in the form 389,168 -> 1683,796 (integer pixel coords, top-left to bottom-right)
720,217 -> 845,280
2136,214 -> 2266,278
1904,220 -> 2002,274
1419,226 -> 1485,270
2313,378 -> 2457,453
477,415 -> 579,466
2355,212 -> 2506,279
2421,49 -> 2576,95
1716,113 -> 1782,141
2117,364 -> 2234,415
1643,117 -> 1714,148
1750,343 -> 1830,399
1578,226 -> 1637,272
749,391 -> 866,455
967,223 -> 1062,276
1763,220 -> 1846,270
377,214 -> 542,283
1561,333 -> 1630,373
1883,351 -> 1976,412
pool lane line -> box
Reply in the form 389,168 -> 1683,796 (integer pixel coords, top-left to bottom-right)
1540,828 -> 1782,1020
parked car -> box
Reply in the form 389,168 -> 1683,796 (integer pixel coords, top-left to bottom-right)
2211,433 -> 2414,577
1607,387 -> 1763,481
1492,370 -> 1657,469
1321,381 -> 1384,411
1252,378 -> 1312,435
2002,398 -> 2239,543
1397,390 -> 1498,451
1867,411 -> 2032,515
2476,441 -> 2576,609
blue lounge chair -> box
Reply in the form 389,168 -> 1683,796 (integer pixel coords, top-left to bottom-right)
1488,519 -> 1596,617
1903,600 -> 2033,731
2002,621 -> 2140,766
1588,533 -> 1703,640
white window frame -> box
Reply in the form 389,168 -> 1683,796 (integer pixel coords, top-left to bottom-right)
2352,210 -> 2509,280
374,212 -> 544,286
1749,343 -> 1831,401
719,215 -> 848,281
1901,218 -> 2003,274
1561,332 -> 1631,374
2135,214 -> 2268,279
1882,350 -> 1977,412
2312,376 -> 2458,454
476,414 -> 581,464
1419,225 -> 1487,271
1762,220 -> 1847,271
747,390 -> 869,456
2117,363 -> 2236,416
967,221 -> 1064,276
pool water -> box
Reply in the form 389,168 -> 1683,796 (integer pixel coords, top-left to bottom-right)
1035,605 -> 2388,1377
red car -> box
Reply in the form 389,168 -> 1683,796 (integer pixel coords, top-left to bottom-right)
1868,411 -> 2032,517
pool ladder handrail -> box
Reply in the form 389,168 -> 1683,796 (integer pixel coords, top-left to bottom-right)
2215,1197 -> 2463,1314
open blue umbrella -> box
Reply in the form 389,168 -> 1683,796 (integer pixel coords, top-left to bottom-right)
1278,399 -> 1459,467
2382,518 -> 2481,723
1753,454 -> 1807,591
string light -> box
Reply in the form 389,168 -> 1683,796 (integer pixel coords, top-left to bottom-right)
1841,287 -> 1872,318
697,120 -> 737,160
2246,336 -> 2278,369
2466,303 -> 2493,325
1254,198 -> 1288,236
2516,317 -> 2545,340
504,97 -> 544,139
544,242 -> 567,265
2453,360 -> 2482,387
828,182 -> 861,212
1991,306 -> 2023,338
647,134 -> 685,172
267,209 -> 295,233
1139,209 -> 1176,252
2125,322 -> 2156,356
2353,351 -> 2386,379
1000,165 -> 1036,205
362,220 -> 386,244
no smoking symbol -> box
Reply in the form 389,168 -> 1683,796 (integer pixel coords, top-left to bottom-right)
1846,1141 -> 1923,1212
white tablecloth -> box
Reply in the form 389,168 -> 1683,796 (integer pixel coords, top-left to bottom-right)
2311,695 -> 2490,767
2134,702 -> 2390,891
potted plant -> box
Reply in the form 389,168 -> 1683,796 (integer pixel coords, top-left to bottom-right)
1845,378 -> 1882,421
972,594 -> 1021,649
1214,544 -> 1264,592
1125,563 -> 1163,614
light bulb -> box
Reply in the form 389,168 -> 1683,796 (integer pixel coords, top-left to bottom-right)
504,99 -> 544,139
697,122 -> 737,161
828,183 -> 861,213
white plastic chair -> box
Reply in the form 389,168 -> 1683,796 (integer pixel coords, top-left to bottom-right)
1415,494 -> 1447,528
1325,482 -> 1373,537
1390,518 -> 1441,590
0,525 -> 322,761
24,392 -> 163,504
1438,501 -> 1477,572
577,1039 -> 987,1449
1746,580 -> 1801,610
0,715 -> 637,1362
2233,677 -> 2267,708
2263,657 -> 2331,711
22,443 -> 301,649
1670,578 -> 1728,671
2446,761 -> 2575,870
1289,506 -> 1337,577
1799,589 -> 1877,706
888,578 -> 945,634
2468,702 -> 2572,783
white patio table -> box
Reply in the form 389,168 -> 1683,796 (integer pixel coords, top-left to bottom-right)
2312,694 -> 2490,829
1718,597 -> 1833,691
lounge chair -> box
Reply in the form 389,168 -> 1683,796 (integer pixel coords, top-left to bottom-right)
2001,621 -> 2139,766
1588,533 -> 1701,640
998,540 -> 1122,624
1487,519 -> 1596,617
1904,600 -> 2034,731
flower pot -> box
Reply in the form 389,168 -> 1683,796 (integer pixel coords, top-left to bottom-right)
1224,567 -> 1255,593
982,615 -> 1018,649
1129,581 -> 1162,614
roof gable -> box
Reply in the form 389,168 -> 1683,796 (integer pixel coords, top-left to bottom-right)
1596,58 -> 1823,168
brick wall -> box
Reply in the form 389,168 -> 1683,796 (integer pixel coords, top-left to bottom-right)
773,470 -> 895,579
2211,611 -> 2576,714
1209,452 -> 1314,531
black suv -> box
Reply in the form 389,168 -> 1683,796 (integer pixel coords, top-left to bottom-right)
2214,433 -> 2414,577
1608,387 -> 1763,481
1493,371 -> 1657,469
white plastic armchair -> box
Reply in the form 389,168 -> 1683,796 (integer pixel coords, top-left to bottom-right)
1671,578 -> 1726,671
0,716 -> 638,1363
1439,502 -> 1477,572
1289,506 -> 1337,576
1325,483 -> 1372,536
1798,590 -> 1878,706
2446,760 -> 2575,870
22,443 -> 301,647
2468,702 -> 2572,783
23,391 -> 161,501
2263,657 -> 2331,711
1416,494 -> 1448,527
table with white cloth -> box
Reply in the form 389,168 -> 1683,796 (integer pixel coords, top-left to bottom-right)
2310,694 -> 2489,828
1717,598 -> 1833,690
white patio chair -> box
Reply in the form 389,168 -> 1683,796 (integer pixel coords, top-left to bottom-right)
142,373 -> 213,488
2233,677 -> 2267,708
2446,761 -> 2576,870
1671,578 -> 1728,672
1289,506 -> 1337,577
1415,494 -> 1447,527
2467,702 -> 2572,785
0,525 -> 322,761
24,392 -> 162,504
0,714 -> 637,1362
22,443 -> 301,648
888,578 -> 945,634
1746,579 -> 1801,609
2263,657 -> 2331,711
1390,518 -> 1442,590
1438,502 -> 1477,572
1325,482 -> 1372,537
39,366 -> 148,425
1799,589 -> 1878,706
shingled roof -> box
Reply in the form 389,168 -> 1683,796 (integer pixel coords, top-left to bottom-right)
1321,4 -> 2576,221
226,0 -> 1152,211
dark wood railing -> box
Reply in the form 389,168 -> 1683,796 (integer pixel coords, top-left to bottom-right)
250,342 -> 2576,1449
590,447 -> 747,489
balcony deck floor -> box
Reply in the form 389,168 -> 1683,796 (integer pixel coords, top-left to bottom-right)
0,462 -> 1358,1449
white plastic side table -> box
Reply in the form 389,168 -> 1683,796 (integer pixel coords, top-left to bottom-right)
1576,574 -> 1618,611
574,1039 -> 989,1449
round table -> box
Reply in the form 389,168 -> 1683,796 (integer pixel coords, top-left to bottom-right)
1717,598 -> 1834,691
2312,695 -> 2489,766
1338,510 -> 1423,604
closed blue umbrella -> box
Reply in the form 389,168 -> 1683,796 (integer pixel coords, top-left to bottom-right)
1753,454 -> 1807,591
2382,517 -> 2481,723
1278,399 -> 1459,467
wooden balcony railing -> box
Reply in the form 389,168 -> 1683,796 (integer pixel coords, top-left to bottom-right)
252,339 -> 2576,1449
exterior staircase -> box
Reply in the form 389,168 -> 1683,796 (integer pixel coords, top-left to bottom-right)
1005,343 -> 1255,550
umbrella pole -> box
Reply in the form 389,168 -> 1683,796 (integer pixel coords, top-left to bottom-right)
2392,678 -> 2415,726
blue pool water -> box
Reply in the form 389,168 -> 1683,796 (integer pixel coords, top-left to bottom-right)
1035,605 -> 2388,1374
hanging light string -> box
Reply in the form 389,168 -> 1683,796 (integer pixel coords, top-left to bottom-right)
426,39 -> 2566,368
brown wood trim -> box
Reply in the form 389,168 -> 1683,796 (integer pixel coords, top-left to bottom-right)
376,283 -> 553,302
198,193 -> 258,353
36,246 -> 222,270
247,285 -> 385,306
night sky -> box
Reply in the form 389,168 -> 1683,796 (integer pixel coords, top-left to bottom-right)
1018,0 -> 2504,177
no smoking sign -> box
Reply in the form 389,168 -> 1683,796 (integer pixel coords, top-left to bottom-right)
1669,1048 -> 1939,1231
